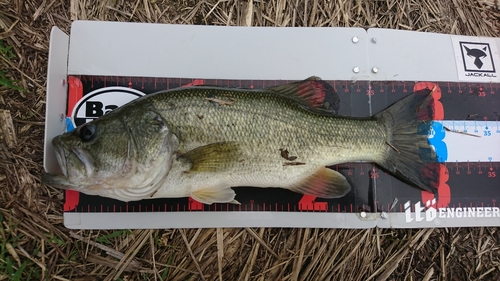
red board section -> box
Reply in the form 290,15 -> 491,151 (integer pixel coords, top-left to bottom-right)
188,197 -> 204,211
182,79 -> 205,87
413,81 -> 444,120
63,76 -> 83,212
67,76 -> 83,116
298,195 -> 328,211
64,190 -> 80,212
421,164 -> 451,208
413,82 -> 450,208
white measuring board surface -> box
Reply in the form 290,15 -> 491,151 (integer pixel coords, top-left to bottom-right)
43,21 -> 500,229
436,120 -> 500,162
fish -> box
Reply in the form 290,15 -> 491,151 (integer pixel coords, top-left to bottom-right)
43,77 -> 438,204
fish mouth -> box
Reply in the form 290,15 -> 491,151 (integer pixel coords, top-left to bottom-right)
52,136 -> 68,178
51,135 -> 95,179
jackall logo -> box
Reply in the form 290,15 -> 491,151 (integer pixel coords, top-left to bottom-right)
404,200 -> 500,223
71,86 -> 145,128
459,42 -> 496,74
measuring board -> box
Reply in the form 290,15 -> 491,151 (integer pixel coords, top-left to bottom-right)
59,75 -> 500,228
44,22 -> 500,228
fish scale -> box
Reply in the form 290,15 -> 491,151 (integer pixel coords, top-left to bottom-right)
152,87 -> 386,166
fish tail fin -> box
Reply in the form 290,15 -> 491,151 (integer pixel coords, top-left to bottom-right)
374,89 -> 438,194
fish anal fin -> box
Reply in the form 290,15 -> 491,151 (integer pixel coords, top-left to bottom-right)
178,142 -> 240,173
265,77 -> 338,114
191,186 -> 237,205
289,167 -> 351,198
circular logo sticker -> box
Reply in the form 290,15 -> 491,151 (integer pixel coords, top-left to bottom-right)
71,86 -> 146,128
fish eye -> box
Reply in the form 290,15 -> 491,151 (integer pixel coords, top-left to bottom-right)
79,124 -> 96,142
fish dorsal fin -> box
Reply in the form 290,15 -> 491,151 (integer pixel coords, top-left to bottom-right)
178,142 -> 241,173
191,186 -> 240,205
265,77 -> 338,115
289,167 -> 351,198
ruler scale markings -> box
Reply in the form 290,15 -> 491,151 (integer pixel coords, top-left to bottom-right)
439,121 -> 500,162
63,77 -> 500,214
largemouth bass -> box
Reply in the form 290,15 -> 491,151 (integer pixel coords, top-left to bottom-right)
43,77 -> 437,204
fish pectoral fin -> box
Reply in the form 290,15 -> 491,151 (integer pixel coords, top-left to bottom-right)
265,76 -> 338,115
178,142 -> 241,173
289,167 -> 351,198
190,186 -> 237,205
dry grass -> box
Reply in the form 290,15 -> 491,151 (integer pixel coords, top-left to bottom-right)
1,0 -> 500,280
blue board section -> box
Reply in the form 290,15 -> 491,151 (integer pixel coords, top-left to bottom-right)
65,117 -> 74,133
428,121 -> 448,162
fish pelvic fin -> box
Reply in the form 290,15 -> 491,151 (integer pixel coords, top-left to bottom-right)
375,89 -> 438,194
178,142 -> 241,173
190,186 -> 239,205
265,77 -> 339,115
289,167 -> 351,198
